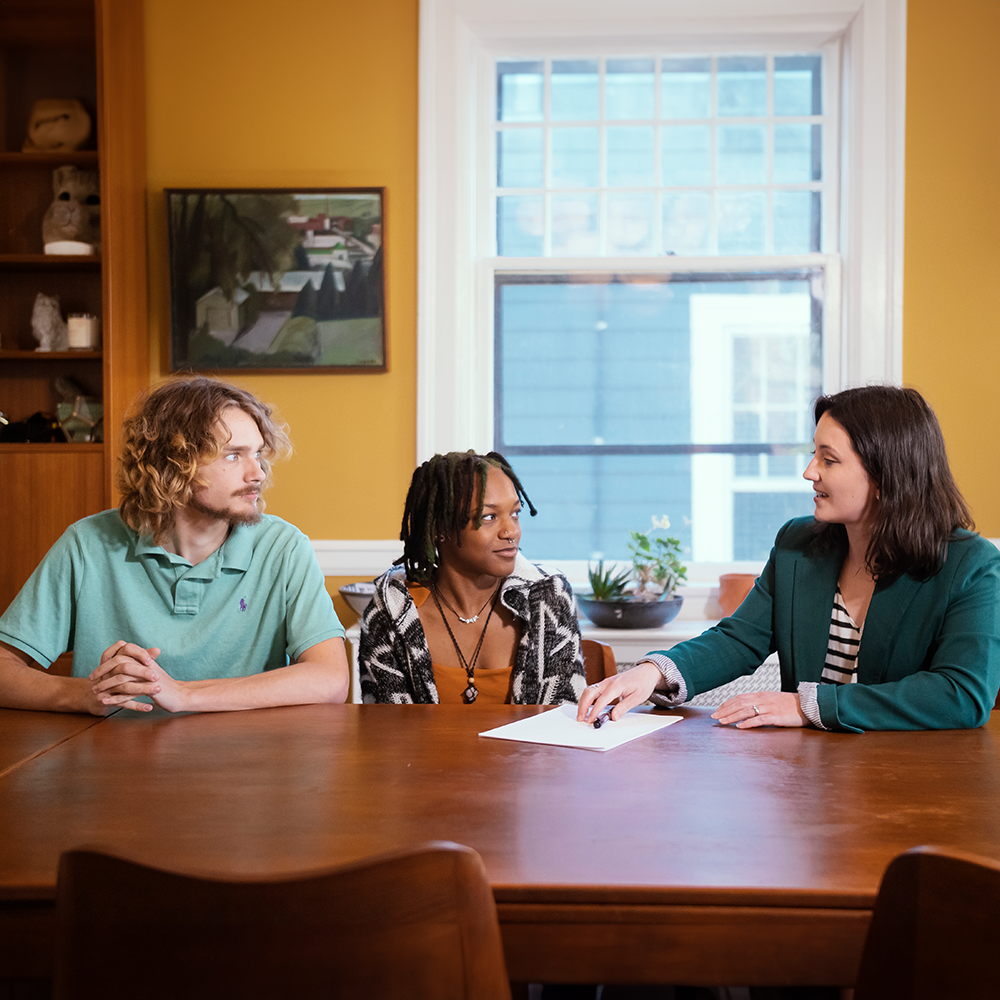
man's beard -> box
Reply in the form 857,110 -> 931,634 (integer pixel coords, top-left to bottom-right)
187,493 -> 262,527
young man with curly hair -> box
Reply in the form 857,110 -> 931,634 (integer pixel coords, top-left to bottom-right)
0,377 -> 348,715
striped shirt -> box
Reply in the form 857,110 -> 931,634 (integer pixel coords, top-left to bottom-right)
821,586 -> 861,685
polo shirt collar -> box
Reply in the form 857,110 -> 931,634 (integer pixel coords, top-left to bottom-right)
220,523 -> 254,572
133,523 -> 255,576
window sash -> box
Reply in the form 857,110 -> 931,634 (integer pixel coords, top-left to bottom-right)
491,54 -> 832,258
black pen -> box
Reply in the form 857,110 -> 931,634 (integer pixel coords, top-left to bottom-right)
592,706 -> 614,729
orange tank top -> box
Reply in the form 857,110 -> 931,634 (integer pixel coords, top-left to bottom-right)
431,663 -> 514,704
408,583 -> 515,704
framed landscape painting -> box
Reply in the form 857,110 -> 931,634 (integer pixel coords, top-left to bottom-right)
167,187 -> 386,372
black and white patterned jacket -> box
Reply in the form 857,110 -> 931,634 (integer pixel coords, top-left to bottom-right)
359,554 -> 586,704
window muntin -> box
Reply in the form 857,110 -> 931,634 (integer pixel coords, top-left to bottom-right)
494,54 -> 826,258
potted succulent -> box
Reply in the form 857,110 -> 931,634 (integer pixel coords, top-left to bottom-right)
577,516 -> 688,629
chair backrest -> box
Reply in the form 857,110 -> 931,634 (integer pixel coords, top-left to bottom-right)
853,845 -> 1000,1000
581,638 -> 617,686
53,841 -> 511,1000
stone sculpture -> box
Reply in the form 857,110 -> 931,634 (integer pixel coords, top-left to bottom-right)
22,99 -> 91,152
32,292 -> 69,352
42,165 -> 101,254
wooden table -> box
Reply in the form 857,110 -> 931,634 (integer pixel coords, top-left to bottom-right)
0,710 -> 101,778
2,704 -> 1000,987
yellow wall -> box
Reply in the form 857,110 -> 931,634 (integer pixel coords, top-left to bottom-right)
145,0 -> 1000,584
903,0 -> 1000,534
144,0 -> 418,552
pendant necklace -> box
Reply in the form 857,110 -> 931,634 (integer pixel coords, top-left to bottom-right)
431,582 -> 502,703
432,584 -> 495,624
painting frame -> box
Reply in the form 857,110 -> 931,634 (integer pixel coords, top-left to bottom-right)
166,187 -> 387,373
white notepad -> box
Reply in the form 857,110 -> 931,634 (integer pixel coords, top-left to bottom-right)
479,702 -> 682,752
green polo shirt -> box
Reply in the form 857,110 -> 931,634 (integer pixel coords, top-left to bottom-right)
0,510 -> 344,679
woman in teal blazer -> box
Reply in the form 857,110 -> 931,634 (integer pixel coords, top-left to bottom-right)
578,386 -> 1000,734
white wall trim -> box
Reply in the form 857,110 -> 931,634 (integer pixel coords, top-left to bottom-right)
417,0 -> 908,462
317,534 -> 1000,580
840,0 -> 907,387
312,540 -> 403,577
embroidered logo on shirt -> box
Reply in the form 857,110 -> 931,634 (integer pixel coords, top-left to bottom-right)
239,598 -> 247,612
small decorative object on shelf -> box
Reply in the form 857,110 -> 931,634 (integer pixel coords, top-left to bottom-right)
0,412 -> 63,444
42,165 -> 101,255
22,99 -> 92,152
67,313 -> 101,350
57,396 -> 103,443
32,292 -> 68,351
578,516 -> 689,629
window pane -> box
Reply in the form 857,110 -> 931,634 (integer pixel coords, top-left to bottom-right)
766,338 -> 800,405
718,125 -> 766,184
496,274 -> 821,561
498,277 -> 817,446
510,453 -> 694,562
733,491 -> 814,561
718,192 -> 766,254
662,125 -> 711,185
774,55 -> 822,116
717,56 -> 767,116
551,59 -> 600,121
774,124 -> 821,183
734,410 -> 760,441
551,195 -> 599,254
773,190 -> 820,253
607,193 -> 655,255
498,129 -> 544,188
497,61 -> 544,122
662,193 -> 711,254
733,409 -> 761,477
732,337 -> 760,404
551,128 -> 599,187
497,195 -> 544,255
607,126 -> 655,186
606,57 -> 655,120
661,57 -> 711,119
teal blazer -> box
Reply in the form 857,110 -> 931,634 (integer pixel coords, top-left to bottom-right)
660,517 -> 1000,733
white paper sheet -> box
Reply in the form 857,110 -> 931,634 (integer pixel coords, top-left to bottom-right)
479,702 -> 682,752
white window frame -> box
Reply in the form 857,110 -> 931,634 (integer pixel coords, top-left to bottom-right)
416,0 -> 906,578
418,0 -> 905,441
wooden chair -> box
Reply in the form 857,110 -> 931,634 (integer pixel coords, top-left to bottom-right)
53,841 -> 511,1000
853,845 -> 1000,999
582,638 -> 617,686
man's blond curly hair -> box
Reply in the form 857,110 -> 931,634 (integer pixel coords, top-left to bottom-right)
117,377 -> 291,540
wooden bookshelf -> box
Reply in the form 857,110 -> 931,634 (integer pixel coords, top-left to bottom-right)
0,0 -> 148,612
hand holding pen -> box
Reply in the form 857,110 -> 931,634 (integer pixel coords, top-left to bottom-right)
592,705 -> 615,729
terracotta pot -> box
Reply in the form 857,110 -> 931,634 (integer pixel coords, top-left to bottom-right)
718,573 -> 758,617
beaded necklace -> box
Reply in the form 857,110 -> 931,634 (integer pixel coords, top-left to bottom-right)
430,582 -> 502,703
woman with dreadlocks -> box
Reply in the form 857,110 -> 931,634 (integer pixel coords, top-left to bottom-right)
359,451 -> 586,704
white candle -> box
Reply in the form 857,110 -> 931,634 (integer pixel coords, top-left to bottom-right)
67,314 -> 100,349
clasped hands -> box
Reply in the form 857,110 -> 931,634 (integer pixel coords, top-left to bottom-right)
88,640 -> 186,715
575,661 -> 807,729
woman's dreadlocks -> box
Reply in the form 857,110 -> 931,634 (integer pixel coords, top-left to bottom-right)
396,451 -> 536,584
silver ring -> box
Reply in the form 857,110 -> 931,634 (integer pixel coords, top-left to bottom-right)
589,683 -> 601,691
752,704 -> 760,717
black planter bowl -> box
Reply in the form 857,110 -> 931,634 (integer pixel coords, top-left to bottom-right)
577,595 -> 684,629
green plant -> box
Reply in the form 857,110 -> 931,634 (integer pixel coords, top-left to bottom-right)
585,516 -> 688,603
587,560 -> 632,601
629,515 -> 687,600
